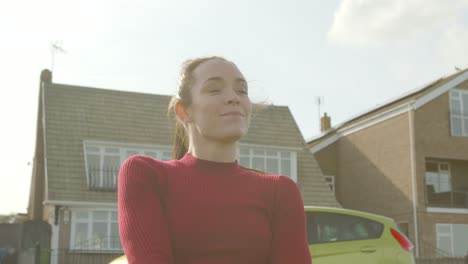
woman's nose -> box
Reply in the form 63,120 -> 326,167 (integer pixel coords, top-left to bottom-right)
225,88 -> 241,105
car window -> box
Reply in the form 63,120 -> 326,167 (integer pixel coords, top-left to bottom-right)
306,211 -> 384,244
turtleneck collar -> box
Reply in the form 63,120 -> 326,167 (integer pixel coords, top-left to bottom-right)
180,152 -> 240,174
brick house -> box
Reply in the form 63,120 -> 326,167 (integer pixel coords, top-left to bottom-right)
28,69 -> 338,263
307,69 -> 468,257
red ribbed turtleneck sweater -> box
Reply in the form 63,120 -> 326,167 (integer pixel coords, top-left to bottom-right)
118,153 -> 311,264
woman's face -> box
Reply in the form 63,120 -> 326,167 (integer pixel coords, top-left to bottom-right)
184,58 -> 252,144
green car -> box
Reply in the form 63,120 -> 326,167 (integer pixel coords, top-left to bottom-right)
305,206 -> 415,264
110,206 -> 415,264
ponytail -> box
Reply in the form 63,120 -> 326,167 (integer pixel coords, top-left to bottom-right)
172,121 -> 189,160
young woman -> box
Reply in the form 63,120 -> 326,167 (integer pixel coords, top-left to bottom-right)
118,56 -> 311,264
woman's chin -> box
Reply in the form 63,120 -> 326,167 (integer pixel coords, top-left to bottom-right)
216,130 -> 246,143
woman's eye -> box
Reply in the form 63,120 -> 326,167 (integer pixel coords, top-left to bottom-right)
237,89 -> 248,95
208,89 -> 220,93
205,82 -> 223,94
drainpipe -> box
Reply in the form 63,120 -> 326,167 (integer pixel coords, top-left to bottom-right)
408,104 -> 419,257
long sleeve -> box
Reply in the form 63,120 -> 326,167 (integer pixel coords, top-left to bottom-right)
118,155 -> 173,264
270,176 -> 312,264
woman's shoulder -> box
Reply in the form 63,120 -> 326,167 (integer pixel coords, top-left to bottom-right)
123,155 -> 176,167
239,167 -> 295,186
120,155 -> 179,178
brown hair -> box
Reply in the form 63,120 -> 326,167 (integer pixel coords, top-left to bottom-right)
168,56 -> 228,159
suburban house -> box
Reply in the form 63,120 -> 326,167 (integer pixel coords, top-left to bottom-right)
28,69 -> 339,263
307,68 -> 468,258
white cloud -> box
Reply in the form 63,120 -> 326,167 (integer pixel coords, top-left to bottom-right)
328,0 -> 468,47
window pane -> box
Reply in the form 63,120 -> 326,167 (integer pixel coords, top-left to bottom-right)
162,151 -> 172,160
105,147 -> 119,154
280,151 -> 291,158
85,146 -> 100,152
144,151 -> 157,158
93,211 -> 108,221
110,223 -> 122,249
439,164 -> 449,171
437,225 -> 451,233
239,157 -> 250,167
397,222 -> 409,238
111,211 -> 118,221
452,117 -> 462,136
462,94 -> 468,115
87,154 -> 101,188
464,118 -> 468,136
87,154 -> 100,171
252,157 -> 265,170
74,223 -> 88,249
450,91 -> 460,99
426,163 -> 438,172
438,237 -> 452,255
76,212 -> 88,220
240,147 -> 249,155
310,212 -> 383,244
92,222 -> 108,249
103,155 -> 120,189
305,212 -> 318,244
253,149 -> 265,156
450,99 -> 461,114
125,150 -> 140,158
103,155 -> 120,171
426,171 -> 439,192
281,160 -> 291,175
266,150 -> 277,157
453,224 -> 468,256
266,158 -> 279,174
439,173 -> 451,192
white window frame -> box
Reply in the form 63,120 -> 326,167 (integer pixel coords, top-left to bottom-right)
449,90 -> 468,137
239,145 -> 297,182
83,141 -> 172,190
436,224 -> 455,256
70,209 -> 122,252
425,161 -> 451,193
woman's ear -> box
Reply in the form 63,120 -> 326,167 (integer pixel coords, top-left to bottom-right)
175,101 -> 191,124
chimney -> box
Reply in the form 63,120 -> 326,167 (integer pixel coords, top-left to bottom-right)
40,69 -> 53,84
320,113 -> 331,132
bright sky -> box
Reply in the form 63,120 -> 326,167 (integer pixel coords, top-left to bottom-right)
1,0 -> 467,214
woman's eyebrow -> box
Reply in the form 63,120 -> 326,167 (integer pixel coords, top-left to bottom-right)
203,76 -> 223,84
202,77 -> 247,84
236,78 -> 247,84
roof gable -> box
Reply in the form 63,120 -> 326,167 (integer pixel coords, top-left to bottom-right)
308,68 -> 468,153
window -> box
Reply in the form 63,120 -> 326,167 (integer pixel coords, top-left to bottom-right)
425,162 -> 451,194
397,222 -> 410,238
84,142 -> 172,190
450,90 -> 468,136
71,210 -> 122,251
324,175 -> 335,194
436,223 -> 468,256
238,146 -> 297,182
306,212 -> 383,244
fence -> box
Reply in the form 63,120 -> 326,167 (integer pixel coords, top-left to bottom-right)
416,256 -> 468,264
416,239 -> 468,264
48,248 -> 122,264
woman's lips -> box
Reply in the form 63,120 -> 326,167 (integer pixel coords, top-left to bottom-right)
221,111 -> 244,116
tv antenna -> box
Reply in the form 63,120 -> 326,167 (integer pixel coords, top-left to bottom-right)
314,96 -> 324,131
51,41 -> 67,72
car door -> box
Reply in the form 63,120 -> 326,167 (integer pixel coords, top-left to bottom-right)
306,211 -> 385,264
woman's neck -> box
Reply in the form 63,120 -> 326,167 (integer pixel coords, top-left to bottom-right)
188,140 -> 238,163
